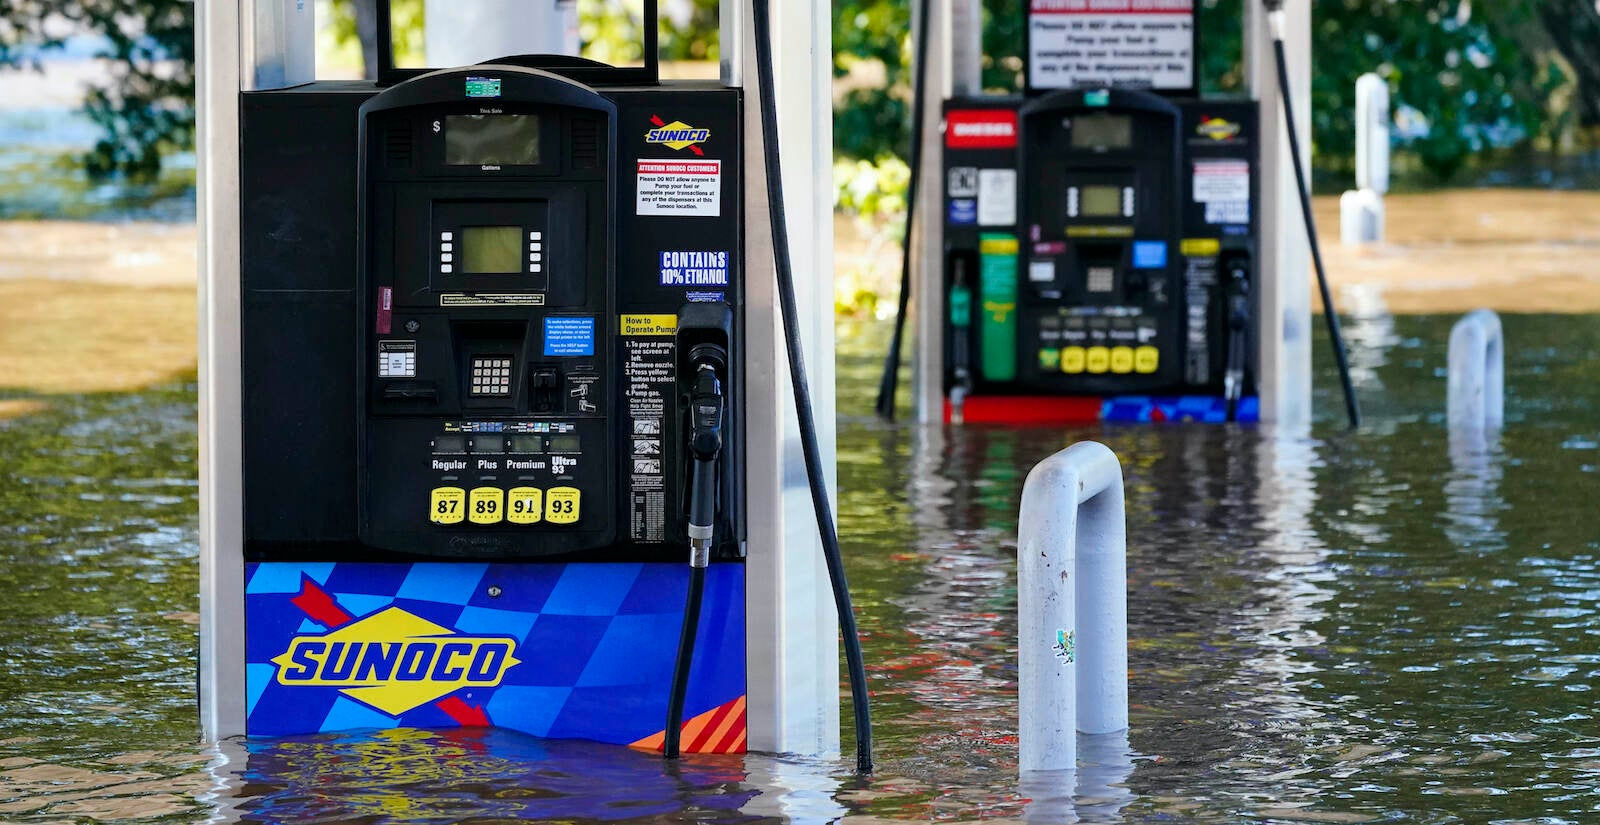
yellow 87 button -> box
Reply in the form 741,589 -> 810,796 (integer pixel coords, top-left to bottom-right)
546,487 -> 581,525
430,487 -> 465,525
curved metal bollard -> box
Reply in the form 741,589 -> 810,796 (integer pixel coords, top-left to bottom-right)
1017,441 -> 1129,774
1447,309 -> 1504,432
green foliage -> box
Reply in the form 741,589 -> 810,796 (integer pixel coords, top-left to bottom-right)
1310,0 -> 1561,182
0,0 -> 194,181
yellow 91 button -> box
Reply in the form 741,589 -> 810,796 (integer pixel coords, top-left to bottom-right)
468,487 -> 504,524
430,487 -> 466,525
545,487 -> 581,525
507,487 -> 543,524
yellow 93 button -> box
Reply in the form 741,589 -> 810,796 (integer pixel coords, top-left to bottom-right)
468,487 -> 504,524
545,487 -> 581,524
430,487 -> 466,525
1135,346 -> 1160,374
507,487 -> 543,524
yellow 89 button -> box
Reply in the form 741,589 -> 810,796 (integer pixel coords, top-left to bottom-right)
507,487 -> 543,524
430,487 -> 465,525
469,487 -> 504,524
545,487 -> 581,525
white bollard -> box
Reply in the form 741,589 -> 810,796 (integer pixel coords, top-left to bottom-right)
1448,309 -> 1504,432
1355,73 -> 1391,195
1017,441 -> 1129,774
1341,73 -> 1391,246
1339,188 -> 1385,245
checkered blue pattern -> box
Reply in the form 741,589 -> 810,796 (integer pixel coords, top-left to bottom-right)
1101,395 -> 1260,423
245,562 -> 745,743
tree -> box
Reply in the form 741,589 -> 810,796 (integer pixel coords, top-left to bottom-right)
1535,0 -> 1600,129
0,0 -> 194,180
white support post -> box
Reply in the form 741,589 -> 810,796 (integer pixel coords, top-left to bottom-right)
910,0 -> 954,423
1245,1 -> 1313,429
736,0 -> 842,756
1017,441 -> 1129,773
1448,309 -> 1504,433
196,0 -> 247,743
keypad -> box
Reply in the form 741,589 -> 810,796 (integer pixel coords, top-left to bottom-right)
470,356 -> 513,397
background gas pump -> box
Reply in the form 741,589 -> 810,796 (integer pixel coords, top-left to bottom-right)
199,0 -> 869,768
883,0 -> 1355,427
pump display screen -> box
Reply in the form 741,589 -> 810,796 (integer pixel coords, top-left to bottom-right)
445,114 -> 541,165
1071,114 -> 1132,149
460,226 -> 524,273
1080,186 -> 1123,217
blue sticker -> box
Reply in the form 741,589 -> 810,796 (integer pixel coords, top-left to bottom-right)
544,317 -> 596,356
686,291 -> 725,304
659,251 -> 728,287
949,198 -> 978,225
1132,241 -> 1168,269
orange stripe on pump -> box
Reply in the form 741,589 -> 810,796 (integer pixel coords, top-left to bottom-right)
628,695 -> 748,754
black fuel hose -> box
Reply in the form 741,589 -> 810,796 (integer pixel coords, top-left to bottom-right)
663,564 -> 705,759
1264,1 -> 1362,428
873,0 -> 932,420
752,0 -> 875,774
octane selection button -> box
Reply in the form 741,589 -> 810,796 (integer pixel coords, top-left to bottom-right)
469,487 -> 504,524
430,487 -> 466,524
545,487 -> 580,525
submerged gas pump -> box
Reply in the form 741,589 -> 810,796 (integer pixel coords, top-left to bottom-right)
883,0 -> 1357,427
202,0 -> 870,768
925,3 -> 1264,424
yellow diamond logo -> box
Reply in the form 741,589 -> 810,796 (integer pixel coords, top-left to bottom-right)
270,606 -> 521,716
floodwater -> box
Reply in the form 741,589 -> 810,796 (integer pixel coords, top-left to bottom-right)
2,314 -> 1599,823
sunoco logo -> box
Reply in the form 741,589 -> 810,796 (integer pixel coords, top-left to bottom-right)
1196,117 -> 1242,142
646,115 -> 709,155
272,606 -> 521,716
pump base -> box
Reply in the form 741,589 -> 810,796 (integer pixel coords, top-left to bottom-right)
243,561 -> 747,752
946,395 -> 1259,425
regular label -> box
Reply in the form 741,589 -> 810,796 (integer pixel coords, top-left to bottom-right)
1028,0 -> 1195,91
637,159 -> 721,216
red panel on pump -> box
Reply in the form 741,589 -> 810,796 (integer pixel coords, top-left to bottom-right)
948,396 -> 1105,425
945,110 -> 1019,149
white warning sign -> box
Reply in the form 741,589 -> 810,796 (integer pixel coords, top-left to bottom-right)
1194,159 -> 1251,225
1028,0 -> 1195,92
637,159 -> 722,216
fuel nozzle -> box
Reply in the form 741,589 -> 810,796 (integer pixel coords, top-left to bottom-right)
1223,256 -> 1251,420
686,343 -> 726,568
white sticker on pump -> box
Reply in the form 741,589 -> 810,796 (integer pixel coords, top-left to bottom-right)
1193,159 -> 1251,225
977,168 -> 1018,226
636,159 -> 722,217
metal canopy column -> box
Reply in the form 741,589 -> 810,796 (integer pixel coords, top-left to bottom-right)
1246,2 -> 1314,428
730,0 -> 843,757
